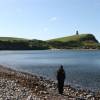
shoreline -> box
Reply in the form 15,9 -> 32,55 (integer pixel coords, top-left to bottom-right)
0,48 -> 99,51
50,48 -> 100,51
0,65 -> 100,100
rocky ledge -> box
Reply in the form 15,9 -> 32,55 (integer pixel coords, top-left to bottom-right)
0,65 -> 100,100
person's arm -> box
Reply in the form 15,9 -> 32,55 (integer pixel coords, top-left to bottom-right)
64,70 -> 66,80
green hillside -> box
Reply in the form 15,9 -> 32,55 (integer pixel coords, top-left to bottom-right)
47,34 -> 100,49
0,37 -> 49,50
0,34 -> 99,50
48,34 -> 98,43
0,37 -> 28,41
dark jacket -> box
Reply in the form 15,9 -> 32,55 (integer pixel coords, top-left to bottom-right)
57,67 -> 65,82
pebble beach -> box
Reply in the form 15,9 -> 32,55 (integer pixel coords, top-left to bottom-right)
0,65 -> 100,100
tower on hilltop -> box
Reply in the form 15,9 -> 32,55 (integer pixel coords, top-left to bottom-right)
76,30 -> 79,35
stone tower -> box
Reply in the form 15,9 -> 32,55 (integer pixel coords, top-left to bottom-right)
76,30 -> 79,35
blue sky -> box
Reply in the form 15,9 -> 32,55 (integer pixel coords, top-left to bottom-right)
0,0 -> 100,41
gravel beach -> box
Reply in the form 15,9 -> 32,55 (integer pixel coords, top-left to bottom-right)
0,65 -> 100,100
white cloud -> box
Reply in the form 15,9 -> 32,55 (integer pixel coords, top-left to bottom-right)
50,17 -> 57,21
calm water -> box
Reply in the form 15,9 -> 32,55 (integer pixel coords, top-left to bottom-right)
0,50 -> 100,91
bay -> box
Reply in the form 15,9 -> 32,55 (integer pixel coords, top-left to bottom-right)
0,50 -> 100,91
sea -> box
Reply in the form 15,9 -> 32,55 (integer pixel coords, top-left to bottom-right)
0,50 -> 100,91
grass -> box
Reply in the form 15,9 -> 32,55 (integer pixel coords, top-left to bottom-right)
48,33 -> 96,42
0,37 -> 28,41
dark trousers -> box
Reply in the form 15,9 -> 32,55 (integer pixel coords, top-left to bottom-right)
57,81 -> 64,94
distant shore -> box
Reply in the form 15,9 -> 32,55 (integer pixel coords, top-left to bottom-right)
0,48 -> 100,51
50,48 -> 100,51
0,65 -> 100,100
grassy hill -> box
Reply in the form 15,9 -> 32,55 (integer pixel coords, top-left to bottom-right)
48,34 -> 98,43
47,34 -> 100,49
0,37 -> 49,50
0,34 -> 99,50
0,37 -> 28,41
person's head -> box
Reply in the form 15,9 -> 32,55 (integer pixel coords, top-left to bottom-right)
60,65 -> 63,69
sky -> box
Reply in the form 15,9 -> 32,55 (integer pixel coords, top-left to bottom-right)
0,0 -> 100,41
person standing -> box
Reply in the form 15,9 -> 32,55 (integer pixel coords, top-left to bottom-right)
57,65 -> 66,94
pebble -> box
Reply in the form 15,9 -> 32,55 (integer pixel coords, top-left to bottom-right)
0,77 -> 32,100
0,65 -> 100,100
